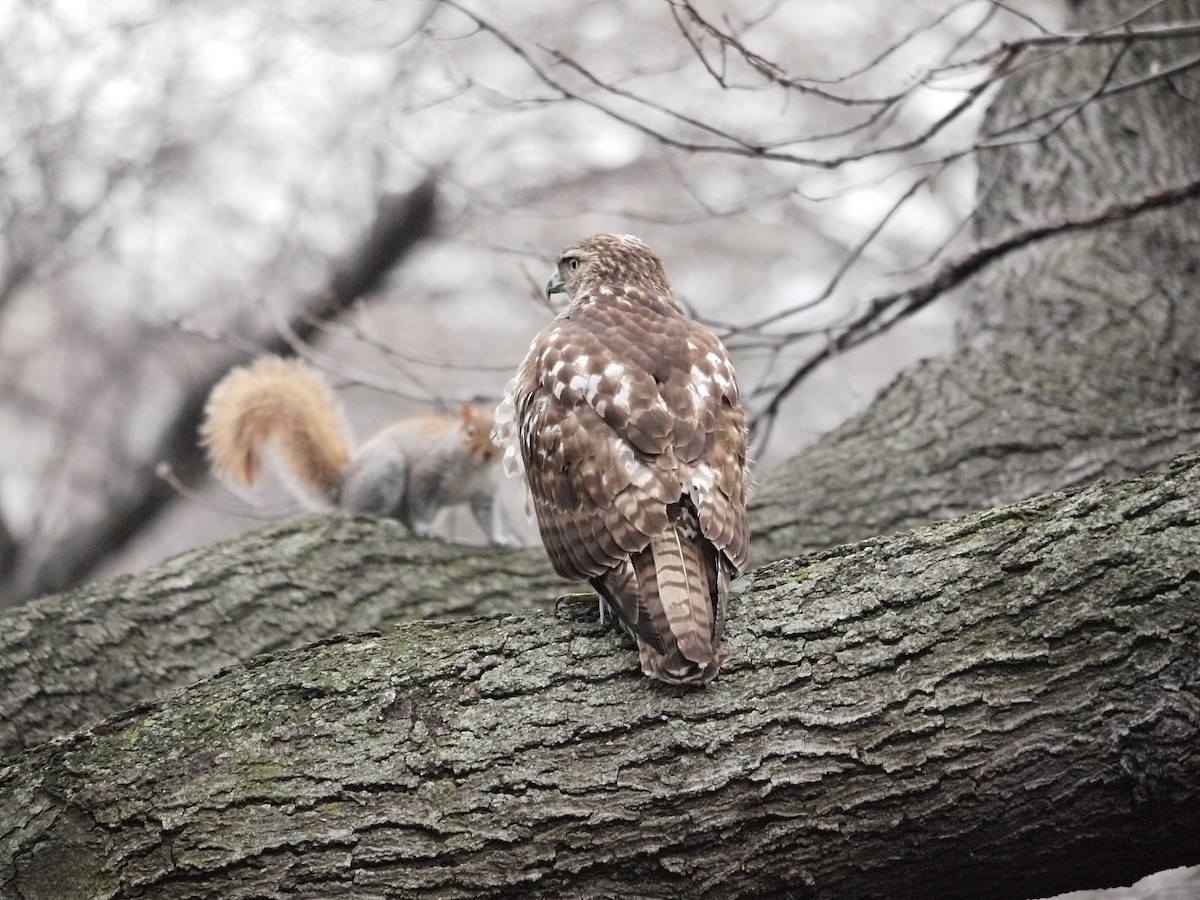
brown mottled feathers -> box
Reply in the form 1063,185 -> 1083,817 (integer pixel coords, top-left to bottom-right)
496,233 -> 749,685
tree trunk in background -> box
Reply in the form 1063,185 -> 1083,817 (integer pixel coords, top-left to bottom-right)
2,0 -> 1199,897
2,458 -> 1198,900
752,0 -> 1200,563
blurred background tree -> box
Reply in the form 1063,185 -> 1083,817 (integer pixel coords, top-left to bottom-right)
0,0 -> 1008,606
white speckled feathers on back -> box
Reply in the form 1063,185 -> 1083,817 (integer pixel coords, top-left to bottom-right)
494,234 -> 749,684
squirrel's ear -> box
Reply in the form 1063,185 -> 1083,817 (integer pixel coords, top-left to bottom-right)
460,402 -> 474,424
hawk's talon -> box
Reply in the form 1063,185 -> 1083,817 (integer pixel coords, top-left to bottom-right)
554,591 -> 615,632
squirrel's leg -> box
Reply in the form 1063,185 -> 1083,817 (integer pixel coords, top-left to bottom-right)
470,490 -> 514,546
341,446 -> 407,520
406,508 -> 435,538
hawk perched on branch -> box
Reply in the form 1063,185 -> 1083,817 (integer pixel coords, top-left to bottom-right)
495,233 -> 749,684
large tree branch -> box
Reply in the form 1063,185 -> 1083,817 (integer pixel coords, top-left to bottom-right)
10,389 -> 1198,763
2,454 -> 1198,899
0,518 -> 558,760
751,359 -> 1200,565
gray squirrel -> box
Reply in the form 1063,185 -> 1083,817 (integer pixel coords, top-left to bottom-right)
201,356 -> 509,543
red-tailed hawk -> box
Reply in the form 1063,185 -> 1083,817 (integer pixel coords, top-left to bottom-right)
495,233 -> 749,684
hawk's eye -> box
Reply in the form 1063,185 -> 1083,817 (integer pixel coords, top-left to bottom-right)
563,256 -> 581,275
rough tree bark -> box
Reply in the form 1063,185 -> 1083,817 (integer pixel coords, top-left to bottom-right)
0,520 -> 560,759
2,456 -> 1198,899
2,0 -> 1200,897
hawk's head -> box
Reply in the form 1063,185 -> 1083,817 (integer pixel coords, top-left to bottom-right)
546,233 -> 671,302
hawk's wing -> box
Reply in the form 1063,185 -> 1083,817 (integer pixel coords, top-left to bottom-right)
502,286 -> 748,582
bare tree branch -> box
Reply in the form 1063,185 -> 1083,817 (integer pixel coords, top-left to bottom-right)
745,171 -> 1200,441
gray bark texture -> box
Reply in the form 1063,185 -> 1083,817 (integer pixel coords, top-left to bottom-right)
2,0 -> 1200,897
0,519 -> 561,759
2,455 -> 1199,900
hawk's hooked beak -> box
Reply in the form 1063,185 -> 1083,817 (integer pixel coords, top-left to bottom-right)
546,272 -> 565,299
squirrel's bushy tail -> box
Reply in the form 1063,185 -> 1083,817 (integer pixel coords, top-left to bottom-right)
201,356 -> 352,501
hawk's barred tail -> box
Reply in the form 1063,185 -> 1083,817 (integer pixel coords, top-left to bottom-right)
639,517 -> 722,685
